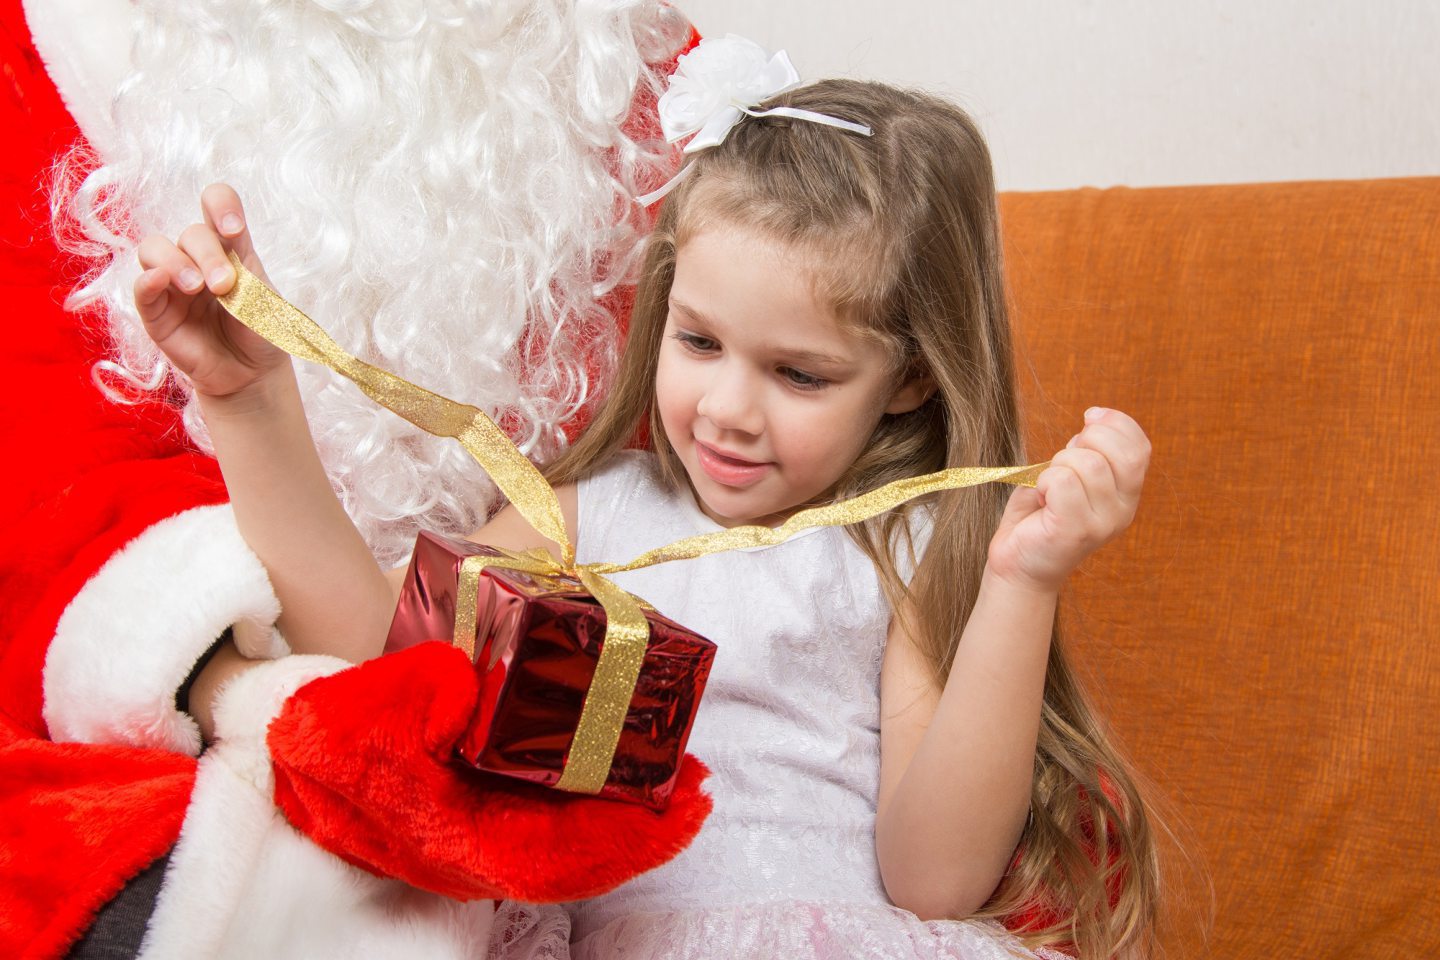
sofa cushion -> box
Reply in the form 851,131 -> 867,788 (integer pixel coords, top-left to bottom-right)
1000,177 -> 1440,958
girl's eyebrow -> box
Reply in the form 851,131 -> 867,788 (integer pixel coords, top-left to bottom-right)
777,346 -> 852,369
669,297 -> 852,368
668,298 -> 712,325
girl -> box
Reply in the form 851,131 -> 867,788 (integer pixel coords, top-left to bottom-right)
133,67 -> 1157,960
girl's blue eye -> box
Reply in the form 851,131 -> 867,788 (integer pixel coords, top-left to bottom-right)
782,367 -> 827,390
672,331 -> 717,353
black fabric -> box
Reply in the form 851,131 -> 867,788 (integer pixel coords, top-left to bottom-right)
66,847 -> 173,959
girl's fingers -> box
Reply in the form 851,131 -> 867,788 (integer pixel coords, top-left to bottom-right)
134,235 -> 206,341
996,484 -> 1042,533
200,183 -> 257,266
136,233 -> 204,296
176,222 -> 237,296
1066,409 -> 1150,500
1035,463 -> 1091,538
133,267 -> 172,322
131,260 -> 211,375
1047,446 -> 1117,520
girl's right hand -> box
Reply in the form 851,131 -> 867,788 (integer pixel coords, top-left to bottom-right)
135,184 -> 289,399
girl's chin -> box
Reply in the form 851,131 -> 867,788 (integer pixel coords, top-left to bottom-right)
692,484 -> 793,530
681,452 -> 807,529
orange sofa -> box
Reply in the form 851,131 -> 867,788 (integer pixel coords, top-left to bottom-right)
999,177 -> 1440,957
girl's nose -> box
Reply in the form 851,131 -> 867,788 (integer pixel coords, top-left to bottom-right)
696,366 -> 763,436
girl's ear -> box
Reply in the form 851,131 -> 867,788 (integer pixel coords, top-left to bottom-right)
884,375 -> 935,415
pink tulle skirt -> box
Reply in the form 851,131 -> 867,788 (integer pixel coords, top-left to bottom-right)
488,899 -> 1072,960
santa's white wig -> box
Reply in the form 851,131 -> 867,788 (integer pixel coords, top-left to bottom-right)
56,0 -> 689,566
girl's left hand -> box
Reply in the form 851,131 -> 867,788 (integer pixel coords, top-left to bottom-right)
986,407 -> 1150,593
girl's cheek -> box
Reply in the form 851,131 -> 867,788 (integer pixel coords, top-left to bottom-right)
776,418 -> 827,463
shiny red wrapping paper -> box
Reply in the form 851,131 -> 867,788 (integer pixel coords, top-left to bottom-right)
386,531 -> 716,809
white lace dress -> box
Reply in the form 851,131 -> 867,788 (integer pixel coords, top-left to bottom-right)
487,451 -> 1064,960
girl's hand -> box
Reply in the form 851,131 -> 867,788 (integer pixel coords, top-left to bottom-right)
986,407 -> 1150,593
134,184 -> 288,399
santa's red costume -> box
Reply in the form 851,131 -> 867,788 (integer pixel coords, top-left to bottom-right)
0,1 -> 708,956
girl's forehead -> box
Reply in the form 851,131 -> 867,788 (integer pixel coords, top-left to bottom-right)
670,223 -> 892,358
673,229 -> 853,335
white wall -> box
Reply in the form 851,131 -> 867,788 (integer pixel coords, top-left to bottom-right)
685,1 -> 1439,191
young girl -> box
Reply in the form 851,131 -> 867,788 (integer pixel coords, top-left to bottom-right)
133,69 -> 1157,960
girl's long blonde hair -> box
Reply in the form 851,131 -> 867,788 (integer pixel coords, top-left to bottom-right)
547,79 -> 1160,958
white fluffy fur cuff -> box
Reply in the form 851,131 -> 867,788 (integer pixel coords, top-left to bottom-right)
137,654 -> 496,960
43,504 -> 289,755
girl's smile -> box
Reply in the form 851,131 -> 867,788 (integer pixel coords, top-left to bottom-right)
655,223 -> 931,528
694,440 -> 773,488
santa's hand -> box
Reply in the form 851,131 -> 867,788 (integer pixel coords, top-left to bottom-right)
268,641 -> 712,903
134,184 -> 288,399
986,407 -> 1150,593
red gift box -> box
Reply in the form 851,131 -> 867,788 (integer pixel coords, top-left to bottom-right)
386,530 -> 716,810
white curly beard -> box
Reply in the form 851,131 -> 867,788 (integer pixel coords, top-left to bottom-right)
57,0 -> 689,567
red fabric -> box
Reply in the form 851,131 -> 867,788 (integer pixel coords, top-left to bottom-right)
0,3 -> 211,955
270,641 -> 713,902
0,734 -> 194,960
998,774 -> 1128,952
0,0 -> 230,741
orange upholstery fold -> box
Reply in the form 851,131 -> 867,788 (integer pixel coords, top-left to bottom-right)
999,177 -> 1440,957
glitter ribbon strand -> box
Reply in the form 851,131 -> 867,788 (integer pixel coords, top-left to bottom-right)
216,252 -> 1046,795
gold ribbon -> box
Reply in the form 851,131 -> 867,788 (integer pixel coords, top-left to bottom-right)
217,251 -> 1046,794
219,253 -> 572,563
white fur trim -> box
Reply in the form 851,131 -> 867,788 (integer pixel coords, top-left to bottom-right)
21,0 -> 138,159
138,655 -> 495,960
43,504 -> 288,754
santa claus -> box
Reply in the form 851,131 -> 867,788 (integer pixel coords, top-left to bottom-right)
0,1 -> 707,956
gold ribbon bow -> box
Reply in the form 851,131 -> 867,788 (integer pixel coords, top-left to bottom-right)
217,251 -> 1046,794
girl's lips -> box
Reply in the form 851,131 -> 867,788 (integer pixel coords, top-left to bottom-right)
695,441 -> 772,487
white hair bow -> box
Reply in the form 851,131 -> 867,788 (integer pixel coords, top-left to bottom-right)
637,34 -> 873,206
